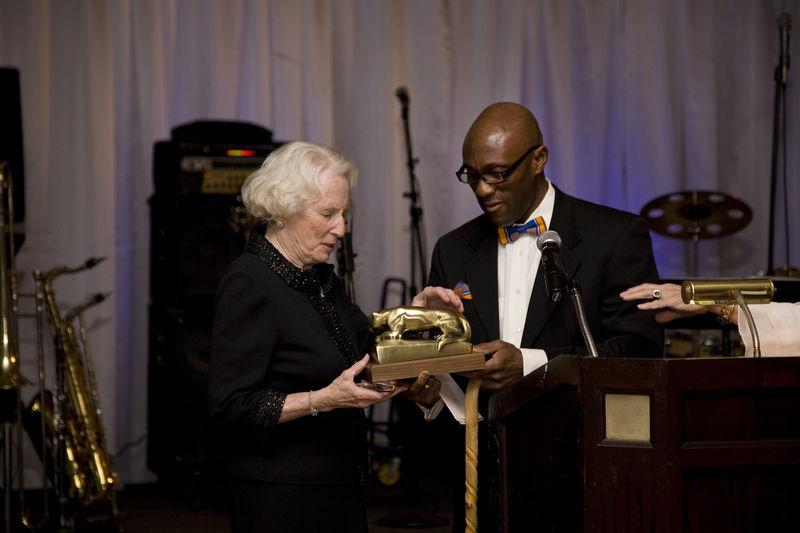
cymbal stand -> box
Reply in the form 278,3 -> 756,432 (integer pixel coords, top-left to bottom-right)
397,88 -> 428,300
767,13 -> 791,275
336,217 -> 357,302
376,89 -> 446,529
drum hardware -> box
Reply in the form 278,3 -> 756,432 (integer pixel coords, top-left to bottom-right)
640,190 -> 753,276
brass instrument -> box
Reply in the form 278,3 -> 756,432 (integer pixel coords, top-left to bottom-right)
36,258 -> 118,516
66,293 -> 111,417
0,162 -> 26,389
0,161 -> 40,532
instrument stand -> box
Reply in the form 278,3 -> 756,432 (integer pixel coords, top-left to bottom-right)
690,233 -> 700,277
336,227 -> 357,302
53,334 -> 74,532
372,91 -> 446,529
2,398 -> 15,533
767,14 -> 791,275
398,91 -> 428,300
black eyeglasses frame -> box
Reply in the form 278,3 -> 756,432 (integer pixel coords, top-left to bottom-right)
455,144 -> 541,185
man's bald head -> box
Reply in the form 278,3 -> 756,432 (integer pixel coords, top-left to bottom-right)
463,102 -> 543,157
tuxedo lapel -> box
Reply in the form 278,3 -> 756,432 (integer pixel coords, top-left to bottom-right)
521,188 -> 583,347
464,225 -> 500,343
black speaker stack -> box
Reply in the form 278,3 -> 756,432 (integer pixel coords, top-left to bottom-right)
147,121 -> 279,480
0,67 -> 26,249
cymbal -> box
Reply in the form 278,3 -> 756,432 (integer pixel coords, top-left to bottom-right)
640,190 -> 752,240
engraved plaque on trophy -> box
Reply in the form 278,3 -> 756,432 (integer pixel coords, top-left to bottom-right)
362,306 -> 486,382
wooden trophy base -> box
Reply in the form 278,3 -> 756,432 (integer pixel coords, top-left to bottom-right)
363,350 -> 486,382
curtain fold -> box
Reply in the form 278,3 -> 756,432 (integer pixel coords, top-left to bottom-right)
0,0 -> 797,483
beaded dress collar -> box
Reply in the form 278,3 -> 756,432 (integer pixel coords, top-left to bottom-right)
245,232 -> 334,296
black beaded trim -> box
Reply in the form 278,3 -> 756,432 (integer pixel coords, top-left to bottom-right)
245,232 -> 333,296
255,389 -> 286,440
246,233 -> 367,485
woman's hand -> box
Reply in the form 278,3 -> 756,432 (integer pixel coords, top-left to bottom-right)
620,283 -> 710,323
411,286 -> 464,313
400,371 -> 441,407
314,355 -> 405,411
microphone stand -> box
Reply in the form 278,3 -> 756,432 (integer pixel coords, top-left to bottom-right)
566,278 -> 599,358
398,91 -> 428,300
336,220 -> 356,302
376,89 -> 446,530
767,14 -> 791,275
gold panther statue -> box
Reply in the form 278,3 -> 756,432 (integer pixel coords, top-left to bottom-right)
370,306 -> 471,353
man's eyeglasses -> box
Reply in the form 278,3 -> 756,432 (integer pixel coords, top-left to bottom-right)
455,145 -> 540,185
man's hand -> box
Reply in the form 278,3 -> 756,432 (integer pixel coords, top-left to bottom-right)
461,340 -> 524,391
399,370 -> 441,407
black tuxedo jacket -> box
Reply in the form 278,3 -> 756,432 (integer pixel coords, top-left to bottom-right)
429,187 -> 663,358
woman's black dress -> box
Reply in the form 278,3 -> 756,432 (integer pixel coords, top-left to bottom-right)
209,233 -> 374,532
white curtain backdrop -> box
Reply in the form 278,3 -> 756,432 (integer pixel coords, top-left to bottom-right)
0,0 -> 797,484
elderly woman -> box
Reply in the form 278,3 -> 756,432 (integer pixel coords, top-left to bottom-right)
208,141 -> 457,532
621,282 -> 800,356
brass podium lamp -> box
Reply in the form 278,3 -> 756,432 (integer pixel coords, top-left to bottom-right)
681,279 -> 775,358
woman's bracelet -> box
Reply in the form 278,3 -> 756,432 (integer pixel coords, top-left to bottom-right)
718,304 -> 736,325
308,390 -> 319,417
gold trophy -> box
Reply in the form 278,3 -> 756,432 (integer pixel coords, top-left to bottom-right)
363,306 -> 485,382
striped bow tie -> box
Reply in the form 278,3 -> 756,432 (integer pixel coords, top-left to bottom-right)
497,216 -> 547,245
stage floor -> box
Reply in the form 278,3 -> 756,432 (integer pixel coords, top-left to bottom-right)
117,475 -> 453,533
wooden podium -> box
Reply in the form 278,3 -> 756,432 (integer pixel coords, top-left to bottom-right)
487,355 -> 800,533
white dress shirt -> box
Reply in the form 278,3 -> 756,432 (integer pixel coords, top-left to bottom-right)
497,179 -> 555,376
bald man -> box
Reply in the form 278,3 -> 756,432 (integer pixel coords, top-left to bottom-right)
432,102 -> 662,389
428,102 -> 662,529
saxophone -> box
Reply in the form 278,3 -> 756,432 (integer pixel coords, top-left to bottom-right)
34,259 -> 118,512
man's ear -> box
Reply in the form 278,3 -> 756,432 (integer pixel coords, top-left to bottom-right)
532,145 -> 548,174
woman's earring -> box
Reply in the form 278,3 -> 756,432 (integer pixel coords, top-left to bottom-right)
276,220 -> 284,229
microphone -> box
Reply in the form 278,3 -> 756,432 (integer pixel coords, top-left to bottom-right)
778,13 -> 792,85
395,86 -> 409,105
536,230 -> 566,303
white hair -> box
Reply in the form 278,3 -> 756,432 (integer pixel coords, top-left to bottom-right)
241,141 -> 358,224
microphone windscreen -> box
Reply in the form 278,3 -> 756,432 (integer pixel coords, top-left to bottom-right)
778,12 -> 792,30
536,230 -> 562,250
